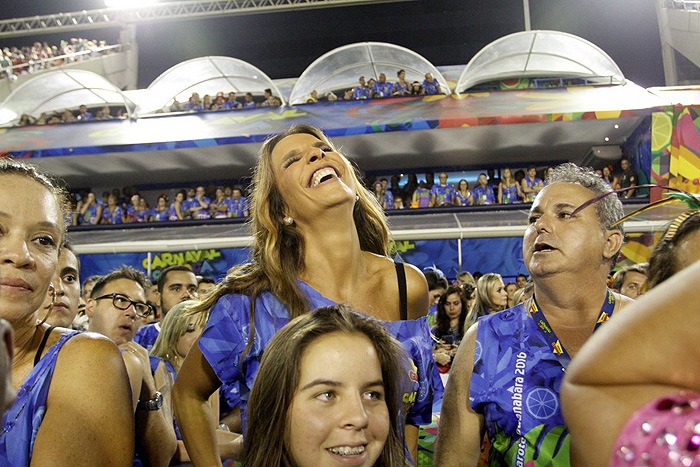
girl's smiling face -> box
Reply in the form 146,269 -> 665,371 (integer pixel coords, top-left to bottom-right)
286,332 -> 389,467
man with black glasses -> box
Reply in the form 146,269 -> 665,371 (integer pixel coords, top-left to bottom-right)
134,265 -> 198,351
86,266 -> 176,467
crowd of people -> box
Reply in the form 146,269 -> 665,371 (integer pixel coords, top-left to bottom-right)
64,159 -> 643,230
0,38 -> 117,81
368,160 -> 641,210
15,104 -> 128,127
1,125 -> 696,467
306,70 -> 444,103
65,184 -> 250,226
166,89 -> 282,114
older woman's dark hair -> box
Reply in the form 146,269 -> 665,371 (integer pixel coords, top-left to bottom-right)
647,210 -> 700,289
0,158 -> 67,242
243,305 -> 410,467
434,285 -> 468,341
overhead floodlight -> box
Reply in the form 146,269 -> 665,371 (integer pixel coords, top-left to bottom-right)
104,0 -> 159,8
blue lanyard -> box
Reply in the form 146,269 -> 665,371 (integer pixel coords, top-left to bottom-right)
527,289 -> 616,369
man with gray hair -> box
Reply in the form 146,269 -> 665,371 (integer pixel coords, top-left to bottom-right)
436,163 -> 633,466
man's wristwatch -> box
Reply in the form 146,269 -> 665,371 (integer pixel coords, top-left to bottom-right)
137,391 -> 163,411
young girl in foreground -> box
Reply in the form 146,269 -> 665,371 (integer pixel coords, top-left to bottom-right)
244,305 -> 411,467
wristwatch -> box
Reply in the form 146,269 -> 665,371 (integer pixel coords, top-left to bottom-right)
137,391 -> 163,411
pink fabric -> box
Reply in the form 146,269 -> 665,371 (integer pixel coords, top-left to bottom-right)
612,391 -> 700,466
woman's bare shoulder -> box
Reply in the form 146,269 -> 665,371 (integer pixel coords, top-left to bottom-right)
57,331 -> 122,363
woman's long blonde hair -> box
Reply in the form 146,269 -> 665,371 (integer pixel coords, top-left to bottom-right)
188,125 -> 390,354
467,273 -> 506,325
151,300 -> 206,370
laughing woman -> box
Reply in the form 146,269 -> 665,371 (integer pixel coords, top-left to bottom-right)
173,124 -> 441,465
0,159 -> 133,466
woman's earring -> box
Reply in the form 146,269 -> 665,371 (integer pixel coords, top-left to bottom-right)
283,216 -> 294,225
355,194 -> 360,202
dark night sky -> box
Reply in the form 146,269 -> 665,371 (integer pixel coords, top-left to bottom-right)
0,0 -> 665,89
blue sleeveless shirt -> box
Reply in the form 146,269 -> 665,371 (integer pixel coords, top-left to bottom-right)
198,281 -> 443,431
501,184 -> 519,204
470,305 -> 570,466
0,331 -> 81,466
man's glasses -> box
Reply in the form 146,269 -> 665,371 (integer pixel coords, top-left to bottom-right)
94,293 -> 153,318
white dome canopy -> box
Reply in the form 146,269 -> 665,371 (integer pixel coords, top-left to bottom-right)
289,42 -> 450,105
455,30 -> 626,93
135,56 -> 285,115
0,69 -> 133,126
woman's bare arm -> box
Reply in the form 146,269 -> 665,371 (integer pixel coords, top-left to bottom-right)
173,342 -> 223,467
32,334 -> 134,466
562,259 -> 700,466
565,259 -> 700,389
435,324 -> 485,466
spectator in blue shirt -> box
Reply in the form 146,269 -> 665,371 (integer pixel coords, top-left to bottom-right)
101,194 -> 124,224
423,72 -> 441,95
227,188 -> 249,218
393,69 -> 410,96
77,104 -> 93,121
471,173 -> 496,205
431,172 -> 455,206
367,78 -> 377,99
189,186 -> 211,219
186,92 -> 204,111
182,187 -> 196,219
380,178 -> 394,208
353,76 -> 371,100
373,73 -> 394,98
243,92 -> 256,108
224,92 -> 241,109
210,94 -> 226,111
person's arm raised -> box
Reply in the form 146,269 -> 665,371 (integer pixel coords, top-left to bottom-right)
174,341 -> 225,467
435,323 -> 484,466
31,334 -> 134,466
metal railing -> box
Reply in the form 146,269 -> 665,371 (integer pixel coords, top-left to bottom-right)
0,0 -> 415,38
0,44 -> 123,80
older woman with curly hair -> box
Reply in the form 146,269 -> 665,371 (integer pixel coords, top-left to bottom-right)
173,124 -> 441,465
